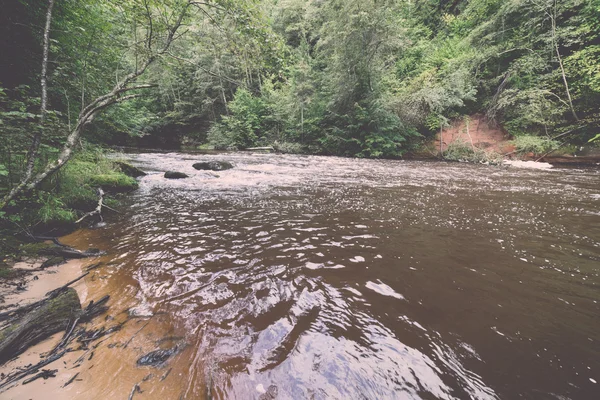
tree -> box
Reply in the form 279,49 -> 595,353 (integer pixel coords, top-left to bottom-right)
1,0 -> 192,210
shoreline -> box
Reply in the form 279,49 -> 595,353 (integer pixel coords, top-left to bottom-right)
0,231 -> 192,400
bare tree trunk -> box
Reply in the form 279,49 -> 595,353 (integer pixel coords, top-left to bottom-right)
550,11 -> 578,121
23,0 -> 55,186
215,55 -> 228,113
301,104 -> 304,133
439,124 -> 443,157
465,117 -> 475,151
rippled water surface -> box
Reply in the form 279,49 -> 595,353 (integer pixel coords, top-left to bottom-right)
72,153 -> 600,399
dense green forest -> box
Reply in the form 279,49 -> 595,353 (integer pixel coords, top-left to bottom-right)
1,0 -> 599,228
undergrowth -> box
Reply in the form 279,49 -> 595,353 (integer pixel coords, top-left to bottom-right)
1,146 -> 137,229
443,140 -> 503,164
511,135 -> 560,155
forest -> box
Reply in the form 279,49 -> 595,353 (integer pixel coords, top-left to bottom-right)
1,0 -> 600,230
1,1 -> 600,398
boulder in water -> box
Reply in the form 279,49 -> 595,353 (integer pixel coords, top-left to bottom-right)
192,161 -> 233,171
164,171 -> 188,179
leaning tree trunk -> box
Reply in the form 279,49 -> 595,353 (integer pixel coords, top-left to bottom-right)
9,0 -> 55,205
550,12 -> 578,121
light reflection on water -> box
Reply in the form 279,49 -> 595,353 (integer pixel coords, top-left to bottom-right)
88,153 -> 599,399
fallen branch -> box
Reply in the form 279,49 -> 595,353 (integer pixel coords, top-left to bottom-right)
101,203 -> 121,214
22,369 -> 58,385
246,146 -> 275,151
123,317 -> 152,349
55,317 -> 80,350
45,246 -> 104,259
75,188 -> 104,224
0,351 -> 66,390
128,383 -> 142,400
80,295 -> 111,321
32,236 -> 68,247
85,262 -> 103,271
46,272 -> 89,298
62,372 -> 80,388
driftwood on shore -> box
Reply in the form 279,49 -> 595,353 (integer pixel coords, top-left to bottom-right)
246,146 -> 275,151
75,188 -> 104,224
0,288 -> 81,363
0,238 -> 114,391
30,236 -> 105,259
44,245 -> 104,259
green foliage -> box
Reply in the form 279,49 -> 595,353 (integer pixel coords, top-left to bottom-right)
272,141 -> 304,154
511,135 -> 561,155
208,88 -> 271,149
37,194 -> 76,224
89,174 -> 138,192
443,140 -> 502,164
2,0 -> 600,175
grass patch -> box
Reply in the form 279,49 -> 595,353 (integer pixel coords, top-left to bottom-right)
33,147 -> 138,226
0,265 -> 19,279
37,194 -> 76,224
89,174 -> 138,192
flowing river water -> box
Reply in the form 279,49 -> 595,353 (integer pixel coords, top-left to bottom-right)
8,152 -> 600,399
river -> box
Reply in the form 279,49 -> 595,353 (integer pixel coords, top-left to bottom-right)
21,153 -> 600,399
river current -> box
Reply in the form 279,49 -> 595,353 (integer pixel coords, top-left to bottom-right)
62,152 -> 600,399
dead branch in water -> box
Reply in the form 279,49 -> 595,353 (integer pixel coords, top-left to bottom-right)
75,188 -> 104,224
128,383 -> 142,400
22,369 -> 58,385
62,372 -> 80,388
0,350 -> 66,390
46,272 -> 90,298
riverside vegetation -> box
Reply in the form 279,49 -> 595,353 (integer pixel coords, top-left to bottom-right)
0,1 -> 599,397
1,0 -> 600,251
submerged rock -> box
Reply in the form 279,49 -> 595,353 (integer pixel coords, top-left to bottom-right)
164,171 -> 188,179
192,161 -> 233,171
136,345 -> 179,367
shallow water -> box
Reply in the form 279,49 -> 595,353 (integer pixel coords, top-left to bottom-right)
63,153 -> 600,399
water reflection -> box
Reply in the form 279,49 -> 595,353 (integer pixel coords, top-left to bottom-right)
83,153 -> 599,399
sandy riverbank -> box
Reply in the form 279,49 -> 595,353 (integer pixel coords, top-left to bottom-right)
0,233 -> 191,400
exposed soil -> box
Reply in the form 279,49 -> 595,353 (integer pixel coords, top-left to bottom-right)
434,114 -> 514,154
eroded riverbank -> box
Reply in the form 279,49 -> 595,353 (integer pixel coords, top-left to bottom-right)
1,153 -> 599,399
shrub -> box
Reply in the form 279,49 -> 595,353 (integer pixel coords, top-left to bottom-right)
273,141 -> 305,154
443,140 -> 502,164
511,135 -> 560,155
32,147 -> 138,226
37,194 -> 76,224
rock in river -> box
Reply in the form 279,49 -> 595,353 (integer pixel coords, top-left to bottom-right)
192,161 -> 233,171
164,171 -> 188,179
